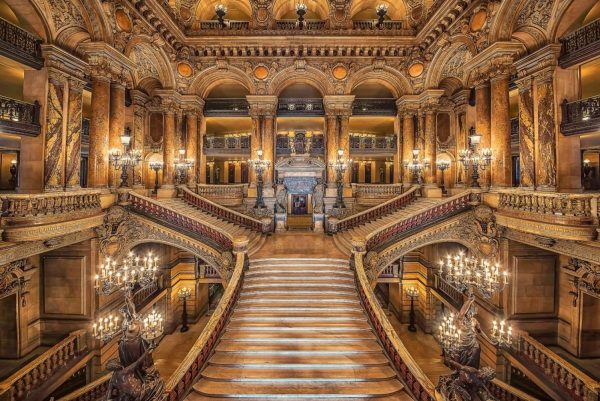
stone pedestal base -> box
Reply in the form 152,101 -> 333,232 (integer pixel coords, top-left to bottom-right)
275,213 -> 287,232
157,187 -> 177,198
313,213 -> 325,232
422,187 -> 442,198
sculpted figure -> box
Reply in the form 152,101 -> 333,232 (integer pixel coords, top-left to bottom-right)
275,179 -> 287,213
312,178 -> 324,214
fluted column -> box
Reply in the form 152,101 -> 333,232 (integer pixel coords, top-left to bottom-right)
402,113 -> 415,183
323,95 -> 354,186
263,115 -> 276,184
534,68 -> 557,191
109,82 -> 126,188
490,72 -> 512,188
516,76 -> 535,189
423,109 -> 437,186
163,108 -> 176,188
65,78 -> 85,190
186,111 -> 198,186
249,115 -> 261,184
197,113 -> 207,184
88,75 -> 110,188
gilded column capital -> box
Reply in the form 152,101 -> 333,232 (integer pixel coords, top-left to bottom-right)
80,42 -> 135,80
42,44 -> 87,81
514,44 -> 560,80
130,89 -> 150,108
246,95 -> 278,118
515,75 -> 534,92
181,95 -> 206,116
323,95 -> 355,116
68,77 -> 87,93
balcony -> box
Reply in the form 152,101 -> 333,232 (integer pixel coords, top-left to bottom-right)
276,134 -> 325,156
277,98 -> 324,116
352,20 -> 403,30
350,134 -> 396,156
274,20 -> 327,30
204,98 -> 249,117
561,96 -> 600,135
0,95 -> 41,137
199,20 -> 250,30
203,135 -> 250,156
0,17 -> 43,69
353,98 -> 397,116
560,19 -> 600,68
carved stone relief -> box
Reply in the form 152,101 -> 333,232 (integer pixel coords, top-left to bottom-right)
535,75 -> 557,189
568,258 -> 600,306
516,0 -> 552,30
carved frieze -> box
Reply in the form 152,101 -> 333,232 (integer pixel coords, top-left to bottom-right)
567,258 -> 600,306
516,0 -> 552,30
0,259 -> 30,305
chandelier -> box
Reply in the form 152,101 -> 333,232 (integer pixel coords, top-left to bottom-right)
438,251 -> 508,299
438,311 -> 461,353
142,307 -> 164,342
491,319 -> 512,347
458,127 -> 492,188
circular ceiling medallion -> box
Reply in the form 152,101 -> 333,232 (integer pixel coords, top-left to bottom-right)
332,65 -> 348,80
179,7 -> 192,22
254,66 -> 269,80
408,63 -> 424,78
470,9 -> 488,32
115,9 -> 133,32
177,62 -> 194,78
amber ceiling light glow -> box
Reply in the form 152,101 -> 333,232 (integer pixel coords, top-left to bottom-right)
408,62 -> 424,77
470,9 -> 487,32
332,65 -> 348,80
254,65 -> 269,80
177,62 -> 193,77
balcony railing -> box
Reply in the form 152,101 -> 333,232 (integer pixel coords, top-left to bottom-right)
276,134 -> 325,155
0,95 -> 41,137
352,20 -> 404,30
560,96 -> 600,136
204,98 -> 249,117
199,20 -> 250,30
560,19 -> 600,68
353,98 -> 397,116
196,183 -> 247,207
350,135 -> 396,154
204,135 -> 250,156
274,20 -> 327,30
0,17 -> 43,69
277,98 -> 324,116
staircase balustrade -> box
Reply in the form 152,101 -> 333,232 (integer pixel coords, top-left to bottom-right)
0,330 -> 87,401
515,331 -> 600,401
354,252 -> 436,401
433,273 -> 464,309
330,186 -> 419,233
365,190 -> 476,251
488,378 -> 540,401
55,374 -> 112,401
352,183 -> 404,202
181,187 -> 270,233
164,252 -> 246,401
128,192 -> 234,251
196,183 -> 247,207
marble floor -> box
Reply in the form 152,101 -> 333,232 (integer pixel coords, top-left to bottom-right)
253,232 -> 347,259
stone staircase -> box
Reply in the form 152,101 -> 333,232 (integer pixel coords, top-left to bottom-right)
333,198 -> 441,256
157,198 -> 266,255
186,258 -> 411,400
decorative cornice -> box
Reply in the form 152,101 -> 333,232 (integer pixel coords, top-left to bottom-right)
41,44 -> 88,80
514,44 -> 561,79
323,95 -> 355,116
246,95 -> 278,117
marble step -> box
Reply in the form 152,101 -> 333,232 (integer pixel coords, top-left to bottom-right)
206,352 -> 391,367
237,298 -> 360,306
242,283 -> 356,291
200,365 -> 397,382
221,331 -> 376,340
192,378 -> 404,398
243,277 -> 354,285
215,340 -> 382,352
228,316 -> 369,325
187,395 -> 411,401
245,269 -> 352,277
231,311 -> 367,320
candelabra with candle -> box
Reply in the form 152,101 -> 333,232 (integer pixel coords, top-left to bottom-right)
436,160 -> 451,195
406,287 -> 419,332
110,128 -> 142,188
149,161 -> 163,195
178,287 -> 191,333
296,3 -> 307,29
329,149 -> 351,209
404,149 -> 430,185
491,319 -> 512,348
248,149 -> 271,209
92,314 -> 120,343
458,127 -> 492,188
174,149 -> 194,185
438,312 -> 461,353
375,3 -> 388,28
142,307 -> 164,344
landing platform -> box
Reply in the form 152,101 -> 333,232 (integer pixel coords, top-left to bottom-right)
252,232 -> 347,259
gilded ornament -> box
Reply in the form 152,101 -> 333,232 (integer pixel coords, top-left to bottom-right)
469,10 -> 487,32
253,65 -> 270,80
177,62 -> 194,77
115,9 -> 133,32
408,62 -> 424,78
332,65 -> 348,80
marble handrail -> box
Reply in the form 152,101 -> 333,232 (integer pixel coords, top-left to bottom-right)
352,183 -> 404,197
164,251 -> 246,401
196,183 -> 247,207
489,378 -> 540,401
181,187 -> 270,233
516,331 -> 600,401
365,190 -> 475,251
128,192 -> 234,251
497,190 -> 599,225
331,186 -> 420,233
353,251 -> 436,401
55,374 -> 111,401
0,330 -> 87,401
0,190 -> 102,226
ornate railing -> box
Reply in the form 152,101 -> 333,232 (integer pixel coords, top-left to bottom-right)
560,19 -> 600,68
128,192 -> 234,251
181,187 -> 270,233
330,186 -> 419,233
0,190 -> 102,227
352,20 -> 404,30
353,183 -> 403,207
199,264 -> 220,278
349,134 -> 397,153
196,183 -> 247,207
379,263 -> 399,278
0,95 -> 41,137
560,96 -> 600,136
274,20 -> 327,30
0,17 -> 43,69
511,118 -> 519,145
199,20 -> 250,30
497,190 -> 598,225
204,135 -> 250,150
277,98 -> 324,116
0,330 -> 87,401
276,134 -> 325,155
354,252 -> 436,401
488,378 -> 540,401
164,251 -> 246,401
366,190 -> 475,251
433,274 -> 464,309
203,98 -> 249,117
56,374 -> 111,401
515,331 -> 600,401
132,280 -> 160,308
352,98 -> 397,116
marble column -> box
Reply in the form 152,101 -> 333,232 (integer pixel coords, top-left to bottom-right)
263,115 -> 275,184
535,69 -> 557,191
338,115 -> 351,184
163,109 -> 176,187
65,78 -> 85,190
423,109 -> 437,186
88,75 -> 110,188
44,72 -> 66,191
186,111 -> 198,187
197,113 -> 207,184
516,76 -> 535,188
394,113 -> 402,183
402,113 -> 415,183
490,73 -> 511,188
476,82 -> 491,187
109,83 -> 126,187
326,115 -> 338,184
249,115 -> 261,184
132,102 -> 147,188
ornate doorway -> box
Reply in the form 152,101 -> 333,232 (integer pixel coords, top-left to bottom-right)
291,194 -> 309,215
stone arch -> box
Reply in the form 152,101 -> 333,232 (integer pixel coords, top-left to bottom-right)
272,0 -> 329,19
350,0 -> 407,20
268,66 -> 334,96
194,0 -> 252,20
488,0 -> 528,43
126,38 -> 176,91
550,0 -> 599,41
345,68 -> 413,98
49,0 -> 112,50
190,67 -> 256,98
425,41 -> 474,89
3,0 -> 52,42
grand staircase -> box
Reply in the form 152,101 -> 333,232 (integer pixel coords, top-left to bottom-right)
333,198 -> 441,255
186,257 -> 411,400
158,198 -> 266,255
